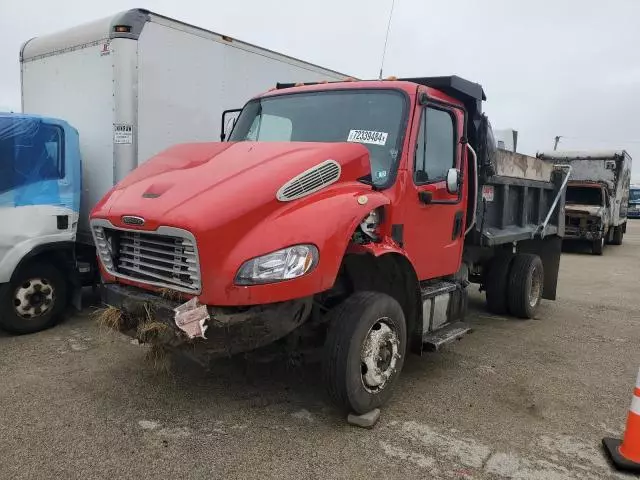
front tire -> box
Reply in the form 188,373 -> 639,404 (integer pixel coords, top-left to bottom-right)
322,292 -> 407,414
0,262 -> 67,335
592,236 -> 605,255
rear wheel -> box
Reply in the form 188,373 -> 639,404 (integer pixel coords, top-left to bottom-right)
0,263 -> 67,334
611,226 -> 624,246
592,236 -> 605,255
322,292 -> 406,414
484,253 -> 514,315
507,254 -> 544,319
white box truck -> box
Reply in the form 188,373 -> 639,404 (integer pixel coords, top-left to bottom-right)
0,8 -> 348,334
538,150 -> 632,254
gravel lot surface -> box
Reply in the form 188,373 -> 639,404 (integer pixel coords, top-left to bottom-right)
2,224 -> 639,479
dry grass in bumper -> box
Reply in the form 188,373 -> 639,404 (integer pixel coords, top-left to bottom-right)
93,302 -> 186,371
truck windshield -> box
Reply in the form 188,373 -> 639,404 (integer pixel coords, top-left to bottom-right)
565,186 -> 602,206
630,189 -> 640,203
0,117 -> 63,194
229,89 -> 406,186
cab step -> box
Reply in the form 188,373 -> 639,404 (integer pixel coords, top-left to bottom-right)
422,321 -> 472,351
421,280 -> 458,299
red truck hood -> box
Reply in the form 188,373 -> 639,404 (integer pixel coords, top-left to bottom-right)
94,141 -> 371,229
91,141 -> 393,306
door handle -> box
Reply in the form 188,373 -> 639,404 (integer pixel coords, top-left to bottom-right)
418,191 -> 433,204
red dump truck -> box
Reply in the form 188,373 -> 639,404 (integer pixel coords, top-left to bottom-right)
91,76 -> 568,414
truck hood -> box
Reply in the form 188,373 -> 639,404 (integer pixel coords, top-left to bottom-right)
91,141 -> 388,306
93,141 -> 372,230
565,204 -> 604,217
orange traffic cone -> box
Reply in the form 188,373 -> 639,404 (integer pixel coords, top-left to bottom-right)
603,367 -> 640,473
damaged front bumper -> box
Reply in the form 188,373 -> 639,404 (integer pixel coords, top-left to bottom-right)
564,215 -> 603,241
564,227 -> 603,241
101,283 -> 313,358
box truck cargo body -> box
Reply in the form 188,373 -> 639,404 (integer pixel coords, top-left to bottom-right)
20,8 -> 348,244
1,9 -> 348,334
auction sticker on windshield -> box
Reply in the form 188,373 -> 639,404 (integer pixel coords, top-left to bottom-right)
347,130 -> 388,146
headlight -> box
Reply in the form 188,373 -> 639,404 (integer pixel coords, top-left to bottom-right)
235,244 -> 319,285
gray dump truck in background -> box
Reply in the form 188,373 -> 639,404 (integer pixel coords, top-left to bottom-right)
538,150 -> 631,255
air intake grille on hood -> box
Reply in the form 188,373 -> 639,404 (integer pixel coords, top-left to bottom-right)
276,160 -> 341,201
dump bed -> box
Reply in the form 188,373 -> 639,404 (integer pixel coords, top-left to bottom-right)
468,149 -> 567,246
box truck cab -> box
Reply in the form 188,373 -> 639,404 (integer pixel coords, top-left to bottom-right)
92,76 -> 569,414
0,113 -> 82,333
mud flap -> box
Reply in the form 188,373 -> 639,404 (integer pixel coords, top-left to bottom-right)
516,235 -> 562,300
71,285 -> 83,311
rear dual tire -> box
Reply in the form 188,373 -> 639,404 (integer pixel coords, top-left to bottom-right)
484,253 -> 514,315
485,253 -> 544,319
507,254 -> 544,318
611,226 -> 624,246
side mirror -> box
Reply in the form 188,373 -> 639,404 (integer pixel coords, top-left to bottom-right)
220,108 -> 242,141
446,168 -> 460,194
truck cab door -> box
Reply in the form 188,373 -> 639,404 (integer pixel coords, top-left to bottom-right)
402,102 -> 466,281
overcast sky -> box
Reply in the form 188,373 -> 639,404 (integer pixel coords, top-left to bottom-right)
1,0 -> 639,180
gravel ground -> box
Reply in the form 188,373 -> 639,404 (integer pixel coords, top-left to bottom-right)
2,224 -> 640,479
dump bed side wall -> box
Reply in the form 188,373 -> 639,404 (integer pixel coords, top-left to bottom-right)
493,150 -> 553,183
136,18 -> 346,164
470,166 -> 565,247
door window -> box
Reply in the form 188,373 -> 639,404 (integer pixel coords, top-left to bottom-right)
415,107 -> 455,184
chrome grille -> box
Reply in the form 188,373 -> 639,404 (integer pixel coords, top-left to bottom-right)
276,160 -> 341,201
109,229 -> 201,292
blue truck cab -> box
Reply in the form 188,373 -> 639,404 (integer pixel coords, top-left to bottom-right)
0,113 -> 83,334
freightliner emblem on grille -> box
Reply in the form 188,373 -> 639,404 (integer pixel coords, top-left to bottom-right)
122,215 -> 145,226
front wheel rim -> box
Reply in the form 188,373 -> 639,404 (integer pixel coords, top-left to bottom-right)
360,317 -> 401,393
13,278 -> 55,319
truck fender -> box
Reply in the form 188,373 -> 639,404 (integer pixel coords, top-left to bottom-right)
0,238 -> 76,285
218,185 -> 393,306
343,241 -> 423,354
